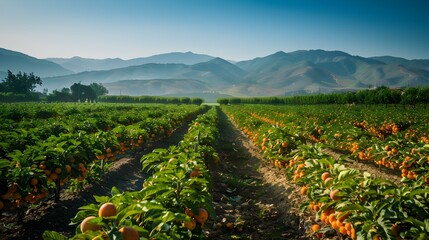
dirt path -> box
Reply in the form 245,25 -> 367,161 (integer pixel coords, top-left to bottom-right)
206,108 -> 311,239
0,112 -> 201,240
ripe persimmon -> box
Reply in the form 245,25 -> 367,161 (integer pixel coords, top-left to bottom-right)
330,189 -> 341,201
98,202 -> 117,217
324,177 -> 333,185
311,224 -> 321,232
55,167 -> 62,174
300,186 -> 308,195
194,208 -> 209,225
119,226 -> 139,240
190,168 -> 201,177
185,208 -> 194,217
30,178 -> 38,186
183,218 -> 196,231
321,172 -> 330,182
80,216 -> 101,233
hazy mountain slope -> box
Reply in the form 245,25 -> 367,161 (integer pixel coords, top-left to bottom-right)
0,48 -> 73,77
42,57 -> 242,91
103,79 -> 210,96
3,47 -> 429,97
42,63 -> 189,90
235,50 -> 429,95
47,52 -> 215,73
45,57 -> 126,73
190,57 -> 247,85
370,56 -> 429,71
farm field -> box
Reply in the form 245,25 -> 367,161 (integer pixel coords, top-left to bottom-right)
1,103 -> 429,240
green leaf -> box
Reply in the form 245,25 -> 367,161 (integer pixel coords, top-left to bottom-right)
0,159 -> 10,168
161,211 -> 176,223
337,169 -> 359,181
42,231 -> 67,240
340,204 -> 368,212
93,195 -> 109,203
409,188 -> 429,197
111,186 -> 121,196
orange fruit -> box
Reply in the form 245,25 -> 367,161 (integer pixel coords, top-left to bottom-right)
119,226 -> 139,240
65,165 -> 72,173
50,173 -> 59,180
321,172 -> 330,181
194,208 -> 209,225
339,226 -> 348,234
190,169 -> 201,177
345,222 -> 352,231
300,186 -> 308,195
0,200 -> 4,210
30,178 -> 38,186
185,208 -> 194,217
183,218 -> 196,231
55,167 -> 62,174
324,177 -> 333,185
330,189 -> 341,201
311,224 -> 321,232
80,216 -> 101,233
98,203 -> 117,217
312,204 -> 320,211
328,213 -> 336,223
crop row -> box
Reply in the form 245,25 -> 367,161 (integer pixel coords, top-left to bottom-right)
44,106 -> 220,239
0,103 -> 205,214
221,105 -> 429,240
226,104 -> 429,183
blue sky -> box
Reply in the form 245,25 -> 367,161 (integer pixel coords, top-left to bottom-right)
0,0 -> 428,60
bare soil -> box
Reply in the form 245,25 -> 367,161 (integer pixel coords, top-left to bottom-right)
206,109 -> 312,239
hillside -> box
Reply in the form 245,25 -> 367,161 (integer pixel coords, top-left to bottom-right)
2,47 -> 429,99
232,50 -> 429,95
103,79 -> 210,96
370,56 -> 429,71
47,52 -> 215,73
0,48 -> 72,77
41,58 -> 243,91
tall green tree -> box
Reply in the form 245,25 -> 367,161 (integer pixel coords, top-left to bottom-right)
0,70 -> 42,94
89,82 -> 108,96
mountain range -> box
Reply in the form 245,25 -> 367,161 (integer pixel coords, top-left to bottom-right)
1,47 -> 429,101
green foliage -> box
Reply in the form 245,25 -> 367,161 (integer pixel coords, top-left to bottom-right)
0,103 -> 205,215
0,70 -> 42,95
47,107 -> 219,239
222,104 -> 429,239
89,82 -> 109,97
219,86 -> 429,105
99,95 -> 204,105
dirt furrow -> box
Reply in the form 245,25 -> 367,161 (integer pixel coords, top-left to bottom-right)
207,109 -> 311,239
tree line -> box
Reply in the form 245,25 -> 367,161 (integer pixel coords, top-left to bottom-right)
217,86 -> 429,106
0,70 -> 108,102
98,95 -> 204,105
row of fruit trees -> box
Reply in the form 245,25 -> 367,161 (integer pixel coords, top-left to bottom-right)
222,104 -> 429,240
43,106 -> 220,239
0,103 -> 206,217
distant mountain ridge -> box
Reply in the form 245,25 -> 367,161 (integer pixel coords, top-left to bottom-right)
46,52 -> 215,73
0,48 -> 72,77
1,47 -> 429,101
